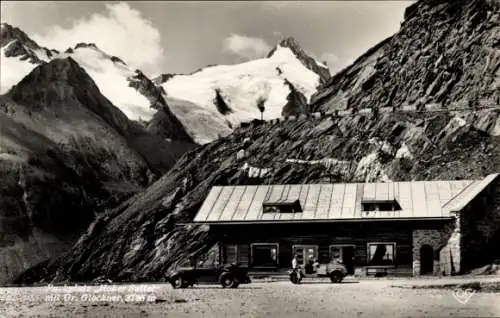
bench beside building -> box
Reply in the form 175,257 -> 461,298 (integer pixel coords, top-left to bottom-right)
192,173 -> 500,276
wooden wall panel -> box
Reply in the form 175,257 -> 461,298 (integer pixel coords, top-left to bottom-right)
214,221 -> 441,270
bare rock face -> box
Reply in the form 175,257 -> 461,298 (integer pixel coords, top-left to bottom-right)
14,108 -> 500,284
1,23 -> 53,64
152,73 -> 176,85
127,70 -> 195,144
310,0 -> 500,111
282,79 -> 309,117
74,42 -> 99,50
0,57 -> 195,284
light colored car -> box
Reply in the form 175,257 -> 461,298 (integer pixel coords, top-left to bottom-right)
289,261 -> 348,284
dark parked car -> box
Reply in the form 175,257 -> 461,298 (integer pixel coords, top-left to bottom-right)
289,260 -> 348,284
166,263 -> 251,288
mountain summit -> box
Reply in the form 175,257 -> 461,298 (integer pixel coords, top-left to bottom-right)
267,36 -> 331,84
1,23 -> 56,93
1,22 -> 56,63
155,37 -> 329,144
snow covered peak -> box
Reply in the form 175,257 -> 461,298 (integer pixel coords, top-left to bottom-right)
1,23 -> 331,145
54,45 -> 156,121
276,36 -> 303,53
2,23 -> 33,48
1,23 -> 56,94
1,23 -> 53,60
160,43 -> 325,144
267,36 -> 331,84
1,25 -> 157,121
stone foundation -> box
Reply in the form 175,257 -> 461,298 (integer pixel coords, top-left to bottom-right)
439,226 -> 461,276
412,223 -> 458,276
459,177 -> 500,272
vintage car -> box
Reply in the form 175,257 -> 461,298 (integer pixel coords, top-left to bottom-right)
289,260 -> 348,284
166,263 -> 251,289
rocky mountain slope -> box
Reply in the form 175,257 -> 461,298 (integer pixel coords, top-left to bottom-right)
14,108 -> 500,284
0,57 -> 195,284
310,0 -> 500,112
155,37 -> 330,144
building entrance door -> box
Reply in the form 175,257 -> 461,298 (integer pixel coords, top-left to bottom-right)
330,245 -> 356,275
420,244 -> 434,275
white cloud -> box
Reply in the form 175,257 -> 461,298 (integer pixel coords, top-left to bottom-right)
31,2 -> 164,74
223,34 -> 271,61
319,53 -> 340,69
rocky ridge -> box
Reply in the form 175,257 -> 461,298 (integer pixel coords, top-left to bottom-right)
1,23 -> 55,64
310,0 -> 500,112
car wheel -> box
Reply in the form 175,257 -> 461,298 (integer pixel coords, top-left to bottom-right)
330,271 -> 343,283
220,273 -> 236,288
230,282 -> 240,289
171,276 -> 184,289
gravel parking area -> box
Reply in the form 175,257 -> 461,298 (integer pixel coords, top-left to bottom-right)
1,278 -> 499,317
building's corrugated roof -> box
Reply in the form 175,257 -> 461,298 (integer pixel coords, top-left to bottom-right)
194,179 -> 483,224
442,173 -> 499,212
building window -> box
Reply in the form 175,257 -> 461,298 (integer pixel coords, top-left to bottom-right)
362,203 -> 377,211
367,243 -> 396,266
362,200 -> 401,213
251,243 -> 279,267
293,245 -> 318,267
262,199 -> 302,213
222,244 -> 238,265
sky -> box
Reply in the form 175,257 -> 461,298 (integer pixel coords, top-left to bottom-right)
1,1 -> 414,77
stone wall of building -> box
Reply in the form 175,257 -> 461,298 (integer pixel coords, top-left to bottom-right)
414,175 -> 500,276
438,219 -> 461,276
412,229 -> 442,275
412,222 -> 458,276
459,177 -> 500,273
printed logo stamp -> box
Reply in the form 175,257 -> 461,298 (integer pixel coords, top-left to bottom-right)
452,288 -> 475,304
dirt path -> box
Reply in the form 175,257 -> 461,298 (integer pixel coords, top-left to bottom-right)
1,279 -> 499,317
